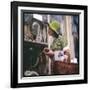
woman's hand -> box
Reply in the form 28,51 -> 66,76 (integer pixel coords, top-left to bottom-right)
43,48 -> 54,58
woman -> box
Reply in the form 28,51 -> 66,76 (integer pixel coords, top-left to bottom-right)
43,20 -> 67,59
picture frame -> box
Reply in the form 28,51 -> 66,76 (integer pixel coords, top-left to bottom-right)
11,1 -> 88,88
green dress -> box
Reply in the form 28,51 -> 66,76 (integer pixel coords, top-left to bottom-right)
50,35 -> 67,51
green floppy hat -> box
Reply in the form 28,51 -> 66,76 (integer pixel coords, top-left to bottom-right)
49,20 -> 60,35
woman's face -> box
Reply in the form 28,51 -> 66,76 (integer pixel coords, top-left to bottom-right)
48,28 -> 54,36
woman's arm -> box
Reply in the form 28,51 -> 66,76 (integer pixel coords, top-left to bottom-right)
43,48 -> 54,58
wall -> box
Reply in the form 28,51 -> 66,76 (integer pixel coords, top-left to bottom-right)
0,0 -> 89,90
